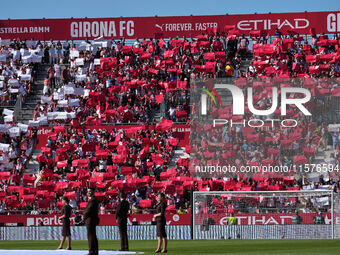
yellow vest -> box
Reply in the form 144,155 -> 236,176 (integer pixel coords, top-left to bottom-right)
225,65 -> 233,76
228,216 -> 237,225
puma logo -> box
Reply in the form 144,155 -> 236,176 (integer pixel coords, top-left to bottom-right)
155,24 -> 164,31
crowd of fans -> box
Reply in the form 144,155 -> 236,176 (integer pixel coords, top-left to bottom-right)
0,26 -> 340,216
246,30 -> 339,79
0,125 -> 35,213
0,38 -> 42,214
0,38 -> 42,106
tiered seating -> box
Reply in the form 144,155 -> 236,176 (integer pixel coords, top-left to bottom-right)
0,123 -> 34,213
1,28 -> 339,215
246,32 -> 340,78
0,39 -> 42,107
31,34 -> 241,125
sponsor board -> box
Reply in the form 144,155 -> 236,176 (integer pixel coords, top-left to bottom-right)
0,213 -> 190,226
0,12 -> 339,40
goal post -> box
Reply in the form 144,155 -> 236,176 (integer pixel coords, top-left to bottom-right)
192,190 -> 337,240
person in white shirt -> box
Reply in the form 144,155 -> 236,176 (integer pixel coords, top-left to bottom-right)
49,45 -> 56,65
169,106 -> 176,121
54,63 -> 61,87
100,204 -> 105,215
12,48 -> 21,61
133,39 -> 141,48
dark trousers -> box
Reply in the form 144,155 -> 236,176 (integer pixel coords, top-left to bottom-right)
49,77 -> 55,90
117,218 -> 129,250
86,223 -> 98,255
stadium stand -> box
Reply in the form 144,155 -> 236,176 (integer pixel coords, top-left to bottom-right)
0,25 -> 339,216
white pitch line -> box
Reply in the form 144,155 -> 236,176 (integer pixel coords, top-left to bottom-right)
0,250 -> 137,255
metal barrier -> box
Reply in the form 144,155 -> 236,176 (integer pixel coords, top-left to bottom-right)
0,225 -> 191,241
0,224 -> 336,240
193,225 -> 333,239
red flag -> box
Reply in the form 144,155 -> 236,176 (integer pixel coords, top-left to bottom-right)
23,175 -> 35,184
158,38 -> 165,48
177,80 -> 187,89
155,94 -> 164,103
54,125 -> 65,133
148,68 -> 159,75
176,110 -> 187,119
122,46 -> 133,53
64,191 -> 76,200
133,47 -> 143,55
140,199 -> 152,207
164,50 -> 174,58
204,52 -> 215,60
156,119 -> 173,131
23,194 -> 35,203
141,52 -> 151,60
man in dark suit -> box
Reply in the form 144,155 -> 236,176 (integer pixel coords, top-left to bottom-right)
116,192 -> 130,251
83,188 -> 99,255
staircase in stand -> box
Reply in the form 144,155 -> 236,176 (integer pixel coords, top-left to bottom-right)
17,64 -> 49,123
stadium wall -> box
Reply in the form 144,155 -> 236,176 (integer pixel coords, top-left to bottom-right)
0,225 -> 191,240
0,11 -> 339,40
1,225 -> 337,240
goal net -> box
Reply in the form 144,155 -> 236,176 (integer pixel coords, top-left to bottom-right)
193,190 -> 339,239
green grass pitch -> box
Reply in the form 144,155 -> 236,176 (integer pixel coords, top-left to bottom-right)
0,239 -> 340,255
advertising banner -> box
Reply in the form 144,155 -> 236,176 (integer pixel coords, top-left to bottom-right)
30,124 -> 190,149
0,11 -> 339,40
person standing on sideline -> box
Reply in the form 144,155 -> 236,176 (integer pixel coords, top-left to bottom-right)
58,196 -> 72,250
116,193 -> 130,251
153,193 -> 168,253
292,212 -> 302,224
83,188 -> 99,255
228,212 -> 237,225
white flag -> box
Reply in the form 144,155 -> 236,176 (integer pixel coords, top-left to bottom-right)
75,58 -> 84,66
0,143 -> 10,151
18,123 -> 29,132
3,108 -> 14,116
9,127 -> 20,137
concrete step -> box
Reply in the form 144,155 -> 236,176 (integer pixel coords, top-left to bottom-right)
20,108 -> 35,112
26,149 -> 41,174
32,84 -> 44,88
29,92 -> 44,97
20,110 -> 35,115
26,96 -> 43,101
19,111 -> 34,116
13,63 -> 49,125
0,106 -> 14,110
35,77 -> 45,80
21,105 -> 36,110
19,115 -> 33,120
25,102 -> 39,106
29,90 -> 43,94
